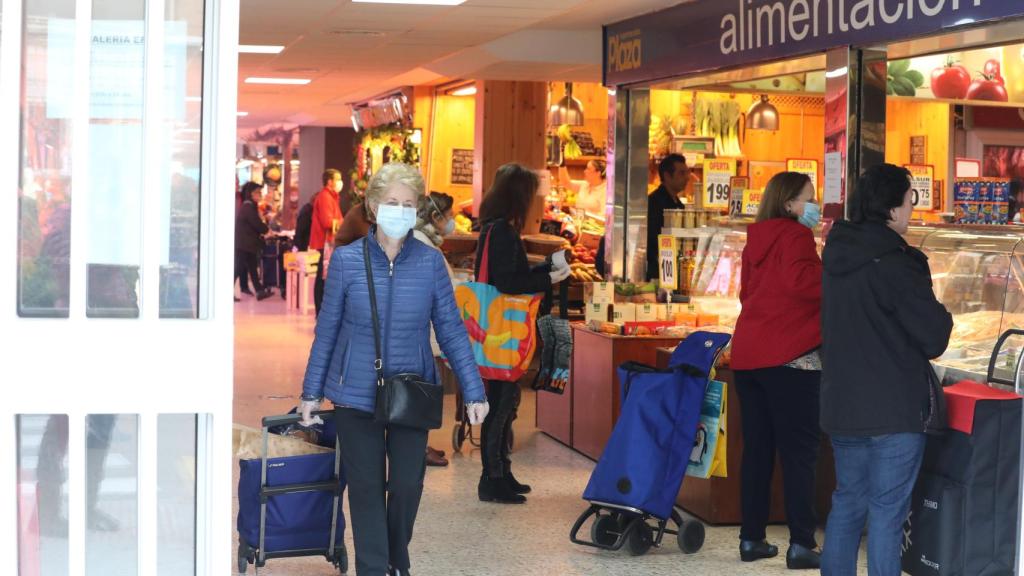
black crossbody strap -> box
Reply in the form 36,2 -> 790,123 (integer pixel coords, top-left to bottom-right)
363,238 -> 385,387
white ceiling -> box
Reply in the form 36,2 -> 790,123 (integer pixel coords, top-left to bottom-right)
237,0 -> 688,132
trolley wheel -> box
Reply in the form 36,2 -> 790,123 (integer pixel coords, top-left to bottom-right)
590,513 -> 622,547
237,539 -> 250,573
625,518 -> 654,556
452,423 -> 466,453
676,518 -> 705,554
333,546 -> 349,574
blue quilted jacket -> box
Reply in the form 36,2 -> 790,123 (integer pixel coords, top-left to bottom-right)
301,229 -> 486,413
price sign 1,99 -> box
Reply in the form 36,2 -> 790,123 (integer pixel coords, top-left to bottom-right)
703,158 -> 736,210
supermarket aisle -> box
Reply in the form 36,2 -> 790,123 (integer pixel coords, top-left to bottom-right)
233,298 -> 865,575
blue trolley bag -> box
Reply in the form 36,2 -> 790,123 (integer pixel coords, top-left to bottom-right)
236,410 -> 348,574
582,332 -> 731,520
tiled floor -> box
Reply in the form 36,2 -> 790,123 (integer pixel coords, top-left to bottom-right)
233,294 -> 868,575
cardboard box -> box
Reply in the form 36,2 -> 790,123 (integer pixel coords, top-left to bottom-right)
611,303 -> 637,323
585,282 -> 615,305
585,303 -> 612,323
636,303 -> 666,321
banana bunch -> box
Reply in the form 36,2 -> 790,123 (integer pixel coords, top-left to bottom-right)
557,124 -> 582,160
570,263 -> 602,282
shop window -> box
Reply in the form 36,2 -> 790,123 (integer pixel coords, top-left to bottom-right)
17,0 -> 76,318
157,414 -> 197,575
17,414 -> 70,575
85,414 -> 140,576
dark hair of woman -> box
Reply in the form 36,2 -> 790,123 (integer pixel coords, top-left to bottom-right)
848,164 -> 912,224
478,163 -> 539,232
240,181 -> 262,200
422,191 -> 454,221
756,171 -> 813,222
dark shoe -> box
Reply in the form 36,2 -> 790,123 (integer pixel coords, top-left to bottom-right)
740,540 -> 779,562
478,477 -> 526,504
256,289 -> 274,301
241,289 -> 254,295
425,448 -> 448,467
786,543 -> 821,570
427,445 -> 446,458
504,471 -> 531,494
234,297 -> 241,302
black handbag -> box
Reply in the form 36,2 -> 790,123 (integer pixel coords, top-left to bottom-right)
363,238 -> 444,430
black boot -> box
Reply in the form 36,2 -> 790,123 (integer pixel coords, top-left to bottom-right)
478,476 -> 526,504
740,540 -> 779,562
504,470 -> 531,494
786,543 -> 821,570
256,288 -> 274,301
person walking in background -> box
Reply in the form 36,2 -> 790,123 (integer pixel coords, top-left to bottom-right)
235,181 -> 274,301
729,172 -> 823,570
475,163 -> 572,504
335,201 -> 372,248
311,169 -> 344,316
820,164 -> 953,576
299,163 -> 488,576
646,153 -> 690,280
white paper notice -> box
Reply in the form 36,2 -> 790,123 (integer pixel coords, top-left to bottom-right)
824,152 -> 843,205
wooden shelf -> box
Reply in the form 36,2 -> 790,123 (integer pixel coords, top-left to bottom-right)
888,95 -> 1024,109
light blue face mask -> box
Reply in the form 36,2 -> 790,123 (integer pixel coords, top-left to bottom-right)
443,218 -> 456,235
798,201 -> 821,229
377,204 -> 417,239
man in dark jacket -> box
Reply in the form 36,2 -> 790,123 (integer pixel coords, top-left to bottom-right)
293,192 -> 316,252
820,164 -> 953,576
235,183 -> 274,301
646,153 -> 690,280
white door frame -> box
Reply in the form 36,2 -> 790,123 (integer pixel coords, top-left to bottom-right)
0,0 -> 239,572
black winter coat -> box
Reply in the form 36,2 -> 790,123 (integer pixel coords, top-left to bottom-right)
646,185 -> 684,281
821,221 -> 953,437
474,219 -> 551,295
235,200 -> 268,254
294,200 -> 314,251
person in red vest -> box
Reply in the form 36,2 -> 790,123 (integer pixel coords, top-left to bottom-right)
730,171 -> 823,570
311,169 -> 344,316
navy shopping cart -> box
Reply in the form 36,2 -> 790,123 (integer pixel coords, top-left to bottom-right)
237,410 -> 348,574
570,331 -> 731,557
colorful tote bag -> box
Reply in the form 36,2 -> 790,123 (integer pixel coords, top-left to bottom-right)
454,228 -> 543,382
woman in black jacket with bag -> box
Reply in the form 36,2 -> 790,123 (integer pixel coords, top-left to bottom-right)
820,164 -> 953,576
475,163 -> 572,504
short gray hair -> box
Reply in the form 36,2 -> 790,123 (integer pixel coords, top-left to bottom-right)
365,163 -> 425,217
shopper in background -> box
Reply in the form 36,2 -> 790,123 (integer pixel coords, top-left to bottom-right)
299,163 -> 488,576
294,189 -> 317,252
475,163 -> 572,504
730,172 -> 822,569
335,201 -> 372,247
558,158 -> 607,215
311,169 -> 344,316
235,181 -> 274,301
646,153 -> 690,280
820,163 -> 953,576
413,191 -> 458,468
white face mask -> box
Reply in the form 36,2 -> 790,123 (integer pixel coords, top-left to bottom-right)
332,180 -> 344,193
443,218 -> 456,235
376,204 -> 417,239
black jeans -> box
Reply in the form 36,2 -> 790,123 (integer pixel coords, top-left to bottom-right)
480,379 -> 520,479
314,248 -> 325,316
734,366 -> 821,549
335,407 -> 428,575
235,250 -> 263,293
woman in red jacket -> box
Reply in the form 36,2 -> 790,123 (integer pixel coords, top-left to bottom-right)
730,171 -> 822,570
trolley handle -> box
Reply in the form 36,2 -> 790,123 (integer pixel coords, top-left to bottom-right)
985,329 -> 1024,391
261,409 -> 334,429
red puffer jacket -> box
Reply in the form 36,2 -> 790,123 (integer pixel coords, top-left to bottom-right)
730,218 -> 822,370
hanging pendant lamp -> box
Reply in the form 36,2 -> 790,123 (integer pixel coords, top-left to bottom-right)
548,82 -> 585,126
747,94 -> 779,131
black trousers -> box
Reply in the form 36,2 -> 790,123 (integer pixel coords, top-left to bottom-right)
314,248 -> 325,316
234,250 -> 263,292
480,379 -> 520,479
335,407 -> 428,575
734,366 -> 821,549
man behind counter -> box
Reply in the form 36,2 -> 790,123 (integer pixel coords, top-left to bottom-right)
646,153 -> 691,280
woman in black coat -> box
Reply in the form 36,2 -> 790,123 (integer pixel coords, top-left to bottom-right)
235,182 -> 273,300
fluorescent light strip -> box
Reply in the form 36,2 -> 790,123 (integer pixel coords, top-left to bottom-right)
239,45 -> 285,54
352,0 -> 465,4
237,111 -> 249,117
245,77 -> 311,85
450,85 -> 476,96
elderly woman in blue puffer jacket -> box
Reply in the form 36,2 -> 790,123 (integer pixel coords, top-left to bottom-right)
299,163 -> 488,576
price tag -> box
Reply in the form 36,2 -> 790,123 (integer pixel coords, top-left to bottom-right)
905,165 -> 934,210
729,176 -> 749,216
787,158 -> 819,196
658,235 -> 678,291
703,158 -> 736,209
742,189 -> 764,216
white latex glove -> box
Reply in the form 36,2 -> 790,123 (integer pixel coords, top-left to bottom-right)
551,249 -> 570,271
549,265 -> 572,285
466,401 -> 490,425
299,399 -> 324,426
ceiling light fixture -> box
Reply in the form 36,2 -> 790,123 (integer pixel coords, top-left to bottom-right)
747,95 -> 779,131
239,45 -> 285,54
548,82 -> 585,126
237,111 -> 249,117
449,85 -> 476,97
245,77 -> 311,85
352,0 -> 465,4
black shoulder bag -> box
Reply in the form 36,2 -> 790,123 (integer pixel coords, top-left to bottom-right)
363,238 -> 444,430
